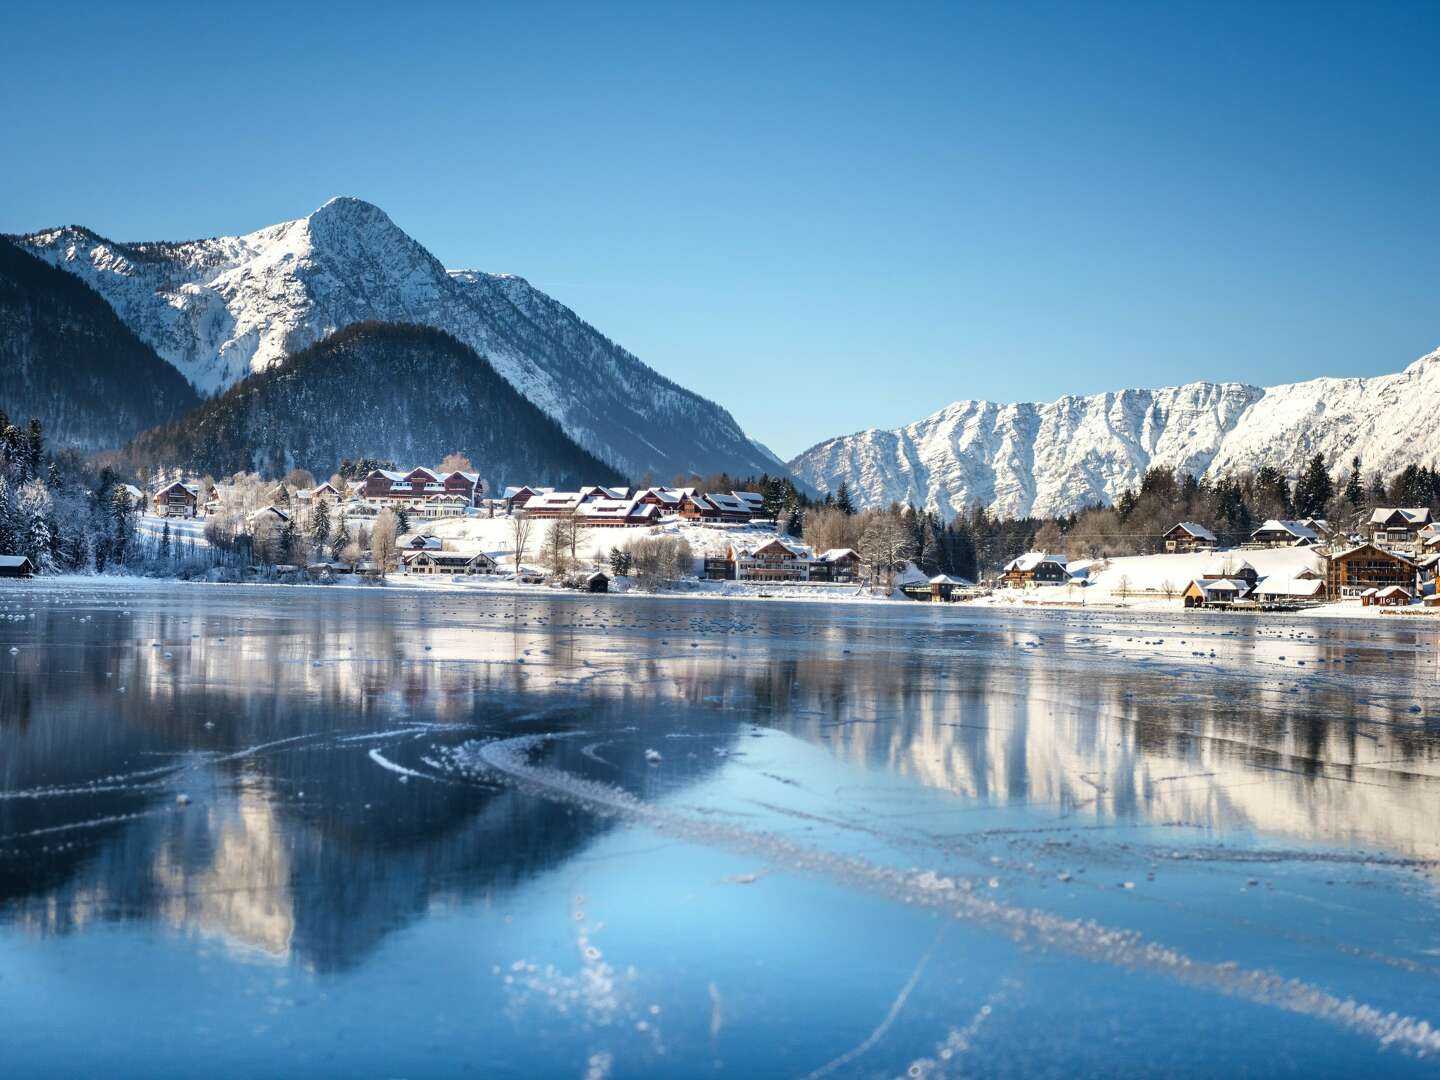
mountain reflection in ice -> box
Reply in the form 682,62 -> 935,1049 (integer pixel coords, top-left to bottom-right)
2,581 -> 1439,1075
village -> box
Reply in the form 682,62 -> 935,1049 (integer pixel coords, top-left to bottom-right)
4,460 -> 1423,617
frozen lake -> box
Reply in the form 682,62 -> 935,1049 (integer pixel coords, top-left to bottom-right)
2,580 -> 1439,1077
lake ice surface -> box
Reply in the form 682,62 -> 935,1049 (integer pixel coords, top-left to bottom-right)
2,579 -> 1439,1077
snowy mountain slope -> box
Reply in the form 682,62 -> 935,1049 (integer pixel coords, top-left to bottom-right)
790,347 -> 1440,519
15,198 -> 774,480
122,322 -> 621,490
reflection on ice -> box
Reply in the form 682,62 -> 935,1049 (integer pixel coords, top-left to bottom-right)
3,581 -> 1440,1074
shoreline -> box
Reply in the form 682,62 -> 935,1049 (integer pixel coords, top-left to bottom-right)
5,572 -> 1432,622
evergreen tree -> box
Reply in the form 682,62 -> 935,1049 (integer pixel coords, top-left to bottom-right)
785,505 -> 805,537
1293,454 -> 1333,518
279,518 -> 300,564
835,481 -> 855,515
329,518 -> 351,561
395,506 -> 411,535
1344,457 -> 1364,508
0,475 -> 14,555
18,480 -> 56,573
159,521 -> 171,560
309,498 -> 332,549
109,486 -> 134,565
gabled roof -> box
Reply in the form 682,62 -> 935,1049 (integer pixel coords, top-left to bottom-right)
154,480 -> 199,497
1376,584 -> 1413,597
1253,576 -> 1326,597
817,548 -> 860,562
735,537 -> 813,559
1251,518 -> 1317,541
929,573 -> 971,585
1002,552 -> 1067,573
1168,521 -> 1217,541
1329,541 -> 1418,567
1190,576 -> 1249,594
0,554 -> 34,569
1370,508 -> 1431,526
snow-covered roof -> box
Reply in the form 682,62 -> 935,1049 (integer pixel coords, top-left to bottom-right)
527,492 -> 584,509
0,555 -> 34,569
1192,577 -> 1249,594
1253,577 -> 1326,597
249,505 -> 290,522
734,538 -> 812,559
1330,542 -> 1417,566
1252,518 -> 1317,541
397,533 -> 443,550
1002,552 -> 1067,573
817,548 -> 860,562
153,480 -> 198,497
1370,508 -> 1431,526
1169,521 -> 1217,541
929,573 -> 971,585
1376,585 -> 1413,597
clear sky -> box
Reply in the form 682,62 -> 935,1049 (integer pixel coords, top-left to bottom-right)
3,1 -> 1437,459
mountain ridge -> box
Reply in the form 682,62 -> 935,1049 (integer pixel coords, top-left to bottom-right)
16,197 -> 776,480
789,347 -> 1440,519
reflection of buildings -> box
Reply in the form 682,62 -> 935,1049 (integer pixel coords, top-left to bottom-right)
4,586 -> 1440,969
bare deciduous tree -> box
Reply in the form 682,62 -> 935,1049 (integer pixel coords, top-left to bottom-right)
509,513 -> 534,571
370,509 -> 399,576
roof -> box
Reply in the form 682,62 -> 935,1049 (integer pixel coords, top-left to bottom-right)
1253,577 -> 1326,597
1191,576 -> 1250,594
1370,508 -> 1432,526
1252,518 -> 1317,541
1376,585 -> 1413,597
817,548 -> 860,562
0,554 -> 34,569
154,480 -> 198,497
734,537 -> 813,559
1329,542 -> 1418,567
1169,522 -> 1217,541
929,573 -> 972,585
1002,552 -> 1067,573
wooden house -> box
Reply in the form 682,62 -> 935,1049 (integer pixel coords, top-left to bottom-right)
0,554 -> 35,578
1325,543 -> 1417,600
1369,508 -> 1432,551
585,571 -> 610,593
902,573 -> 972,602
812,548 -> 862,583
1182,577 -> 1251,607
676,491 -> 719,521
1000,553 -> 1069,588
152,480 -> 200,518
1361,585 -> 1412,608
730,538 -> 813,582
1249,519 -> 1320,547
401,550 -> 497,575
1163,522 -> 1217,553
503,485 -> 547,512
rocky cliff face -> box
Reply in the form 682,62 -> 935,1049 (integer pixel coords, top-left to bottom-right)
790,349 -> 1440,518
17,198 -> 775,479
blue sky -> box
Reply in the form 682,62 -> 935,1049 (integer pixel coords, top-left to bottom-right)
3,1 -> 1437,459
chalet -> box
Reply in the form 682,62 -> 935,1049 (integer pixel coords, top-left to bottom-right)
1163,522 -> 1217,553
586,570 -> 610,593
397,533 -> 444,551
1325,542 -> 1417,600
1369,508 -> 1432,551
635,488 -> 681,511
902,573 -> 972,602
999,553 -> 1069,588
579,485 -> 627,501
1418,523 -> 1440,554
0,554 -> 35,578
730,538 -> 813,582
1250,565 -> 1326,603
1201,557 -> 1259,589
733,491 -> 765,517
1182,577 -> 1252,608
248,505 -> 291,528
521,491 -> 584,517
575,498 -> 663,528
401,550 -> 497,575
811,548 -> 862,583
503,485 -> 547,512
1249,519 -> 1320,547
360,467 -> 484,512
703,493 -> 743,522
1361,585 -> 1412,608
152,480 -> 200,518
676,491 -> 719,521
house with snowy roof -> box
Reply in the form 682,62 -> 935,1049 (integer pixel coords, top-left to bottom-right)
152,480 -> 201,518
728,538 -> 815,582
1369,508 -> 1432,552
811,548 -> 863,583
1163,522 -> 1218,553
1182,576 -> 1254,607
999,553 -> 1070,588
1326,542 -> 1417,600
1249,519 -> 1320,547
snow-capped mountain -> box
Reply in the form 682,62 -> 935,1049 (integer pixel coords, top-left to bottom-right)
15,197 -> 775,479
789,347 -> 1440,519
